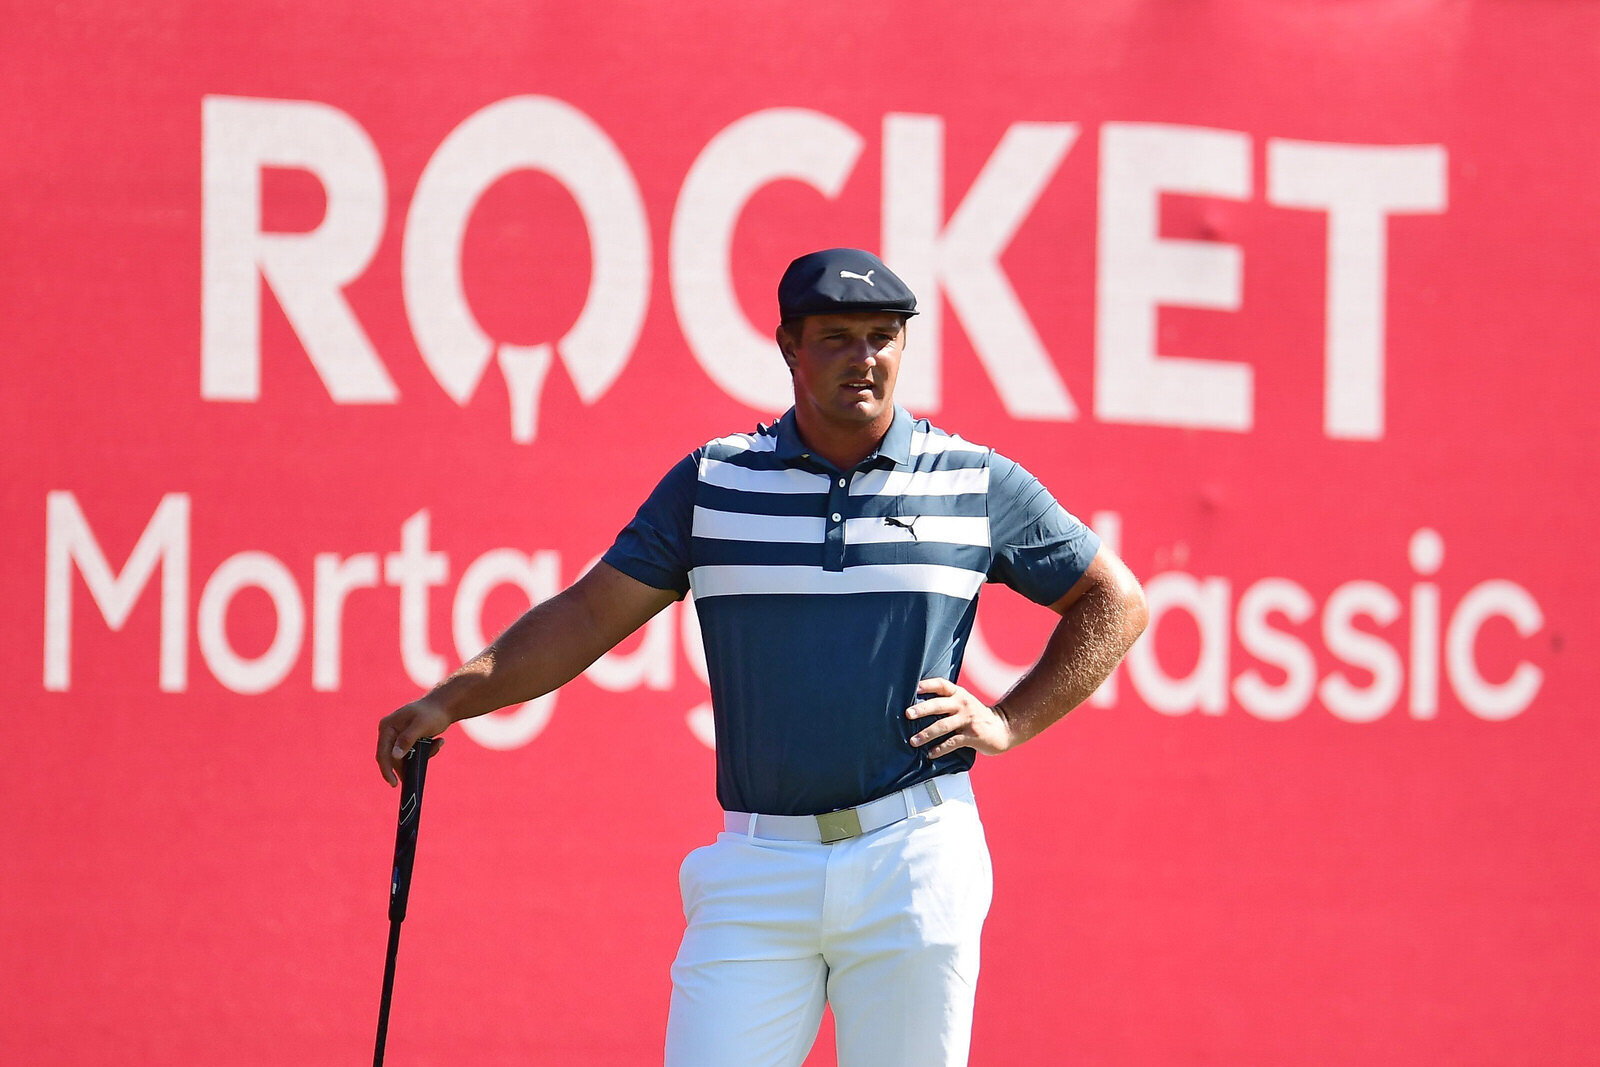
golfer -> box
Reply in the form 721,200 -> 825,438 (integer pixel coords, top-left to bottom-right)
377,247 -> 1148,1066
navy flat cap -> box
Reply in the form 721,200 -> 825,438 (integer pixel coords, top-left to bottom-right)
777,248 -> 919,320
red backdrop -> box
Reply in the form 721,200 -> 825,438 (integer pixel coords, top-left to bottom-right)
5,2 -> 1597,1063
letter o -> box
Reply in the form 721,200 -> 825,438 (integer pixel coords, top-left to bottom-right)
403,96 -> 650,418
198,551 -> 305,695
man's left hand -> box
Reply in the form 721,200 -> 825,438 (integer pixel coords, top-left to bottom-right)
906,677 -> 1018,757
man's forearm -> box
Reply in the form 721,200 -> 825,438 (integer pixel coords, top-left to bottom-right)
995,565 -> 1149,746
422,595 -> 605,722
425,565 -> 678,723
378,562 -> 678,784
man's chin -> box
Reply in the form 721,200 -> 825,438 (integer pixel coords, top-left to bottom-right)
838,400 -> 885,421
833,389 -> 883,411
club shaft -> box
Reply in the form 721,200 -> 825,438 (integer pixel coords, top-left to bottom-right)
374,919 -> 403,1067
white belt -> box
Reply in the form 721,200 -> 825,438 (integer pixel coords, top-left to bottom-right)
725,772 -> 973,844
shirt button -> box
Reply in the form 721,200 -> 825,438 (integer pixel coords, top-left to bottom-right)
838,478 -> 846,487
831,512 -> 842,522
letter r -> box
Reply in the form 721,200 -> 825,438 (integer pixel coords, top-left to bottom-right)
201,95 -> 397,403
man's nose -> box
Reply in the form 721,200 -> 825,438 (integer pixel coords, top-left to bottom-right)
846,338 -> 876,368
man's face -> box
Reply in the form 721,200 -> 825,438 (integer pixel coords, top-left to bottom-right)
779,312 -> 907,432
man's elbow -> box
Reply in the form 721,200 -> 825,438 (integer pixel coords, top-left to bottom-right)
1095,552 -> 1148,645
1052,549 -> 1149,645
1120,577 -> 1149,643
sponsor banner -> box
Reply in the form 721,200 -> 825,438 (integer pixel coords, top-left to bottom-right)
4,2 -> 1596,1063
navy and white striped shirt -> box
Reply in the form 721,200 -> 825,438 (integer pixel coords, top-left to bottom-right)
602,405 -> 1099,816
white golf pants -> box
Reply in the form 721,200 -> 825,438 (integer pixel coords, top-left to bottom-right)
664,788 -> 993,1066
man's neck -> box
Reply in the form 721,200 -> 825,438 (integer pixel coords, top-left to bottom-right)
791,409 -> 893,471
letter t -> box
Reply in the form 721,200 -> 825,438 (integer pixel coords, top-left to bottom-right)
385,510 -> 449,688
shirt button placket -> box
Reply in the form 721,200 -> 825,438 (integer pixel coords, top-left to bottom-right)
824,472 -> 849,572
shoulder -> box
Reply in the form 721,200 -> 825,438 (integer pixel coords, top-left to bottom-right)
906,417 -> 992,464
699,421 -> 782,464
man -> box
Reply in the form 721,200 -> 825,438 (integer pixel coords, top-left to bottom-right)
377,248 -> 1148,1066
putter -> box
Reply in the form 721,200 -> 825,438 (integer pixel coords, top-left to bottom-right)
373,736 -> 439,1067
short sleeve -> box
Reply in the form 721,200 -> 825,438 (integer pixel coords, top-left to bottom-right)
986,452 -> 1101,606
601,452 -> 698,596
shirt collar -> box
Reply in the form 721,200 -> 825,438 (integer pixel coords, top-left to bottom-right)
876,405 -> 914,468
771,405 -> 914,470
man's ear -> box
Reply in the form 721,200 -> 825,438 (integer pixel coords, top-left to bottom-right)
775,325 -> 797,369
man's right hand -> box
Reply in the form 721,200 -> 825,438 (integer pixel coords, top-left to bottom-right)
377,698 -> 454,786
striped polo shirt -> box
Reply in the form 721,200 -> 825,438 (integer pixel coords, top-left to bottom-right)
602,405 -> 1099,816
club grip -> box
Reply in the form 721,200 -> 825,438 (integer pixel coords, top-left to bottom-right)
388,737 -> 438,923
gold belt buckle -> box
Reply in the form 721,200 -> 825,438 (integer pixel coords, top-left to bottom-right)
816,807 -> 863,843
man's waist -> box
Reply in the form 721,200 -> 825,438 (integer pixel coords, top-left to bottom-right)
724,771 -> 973,844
